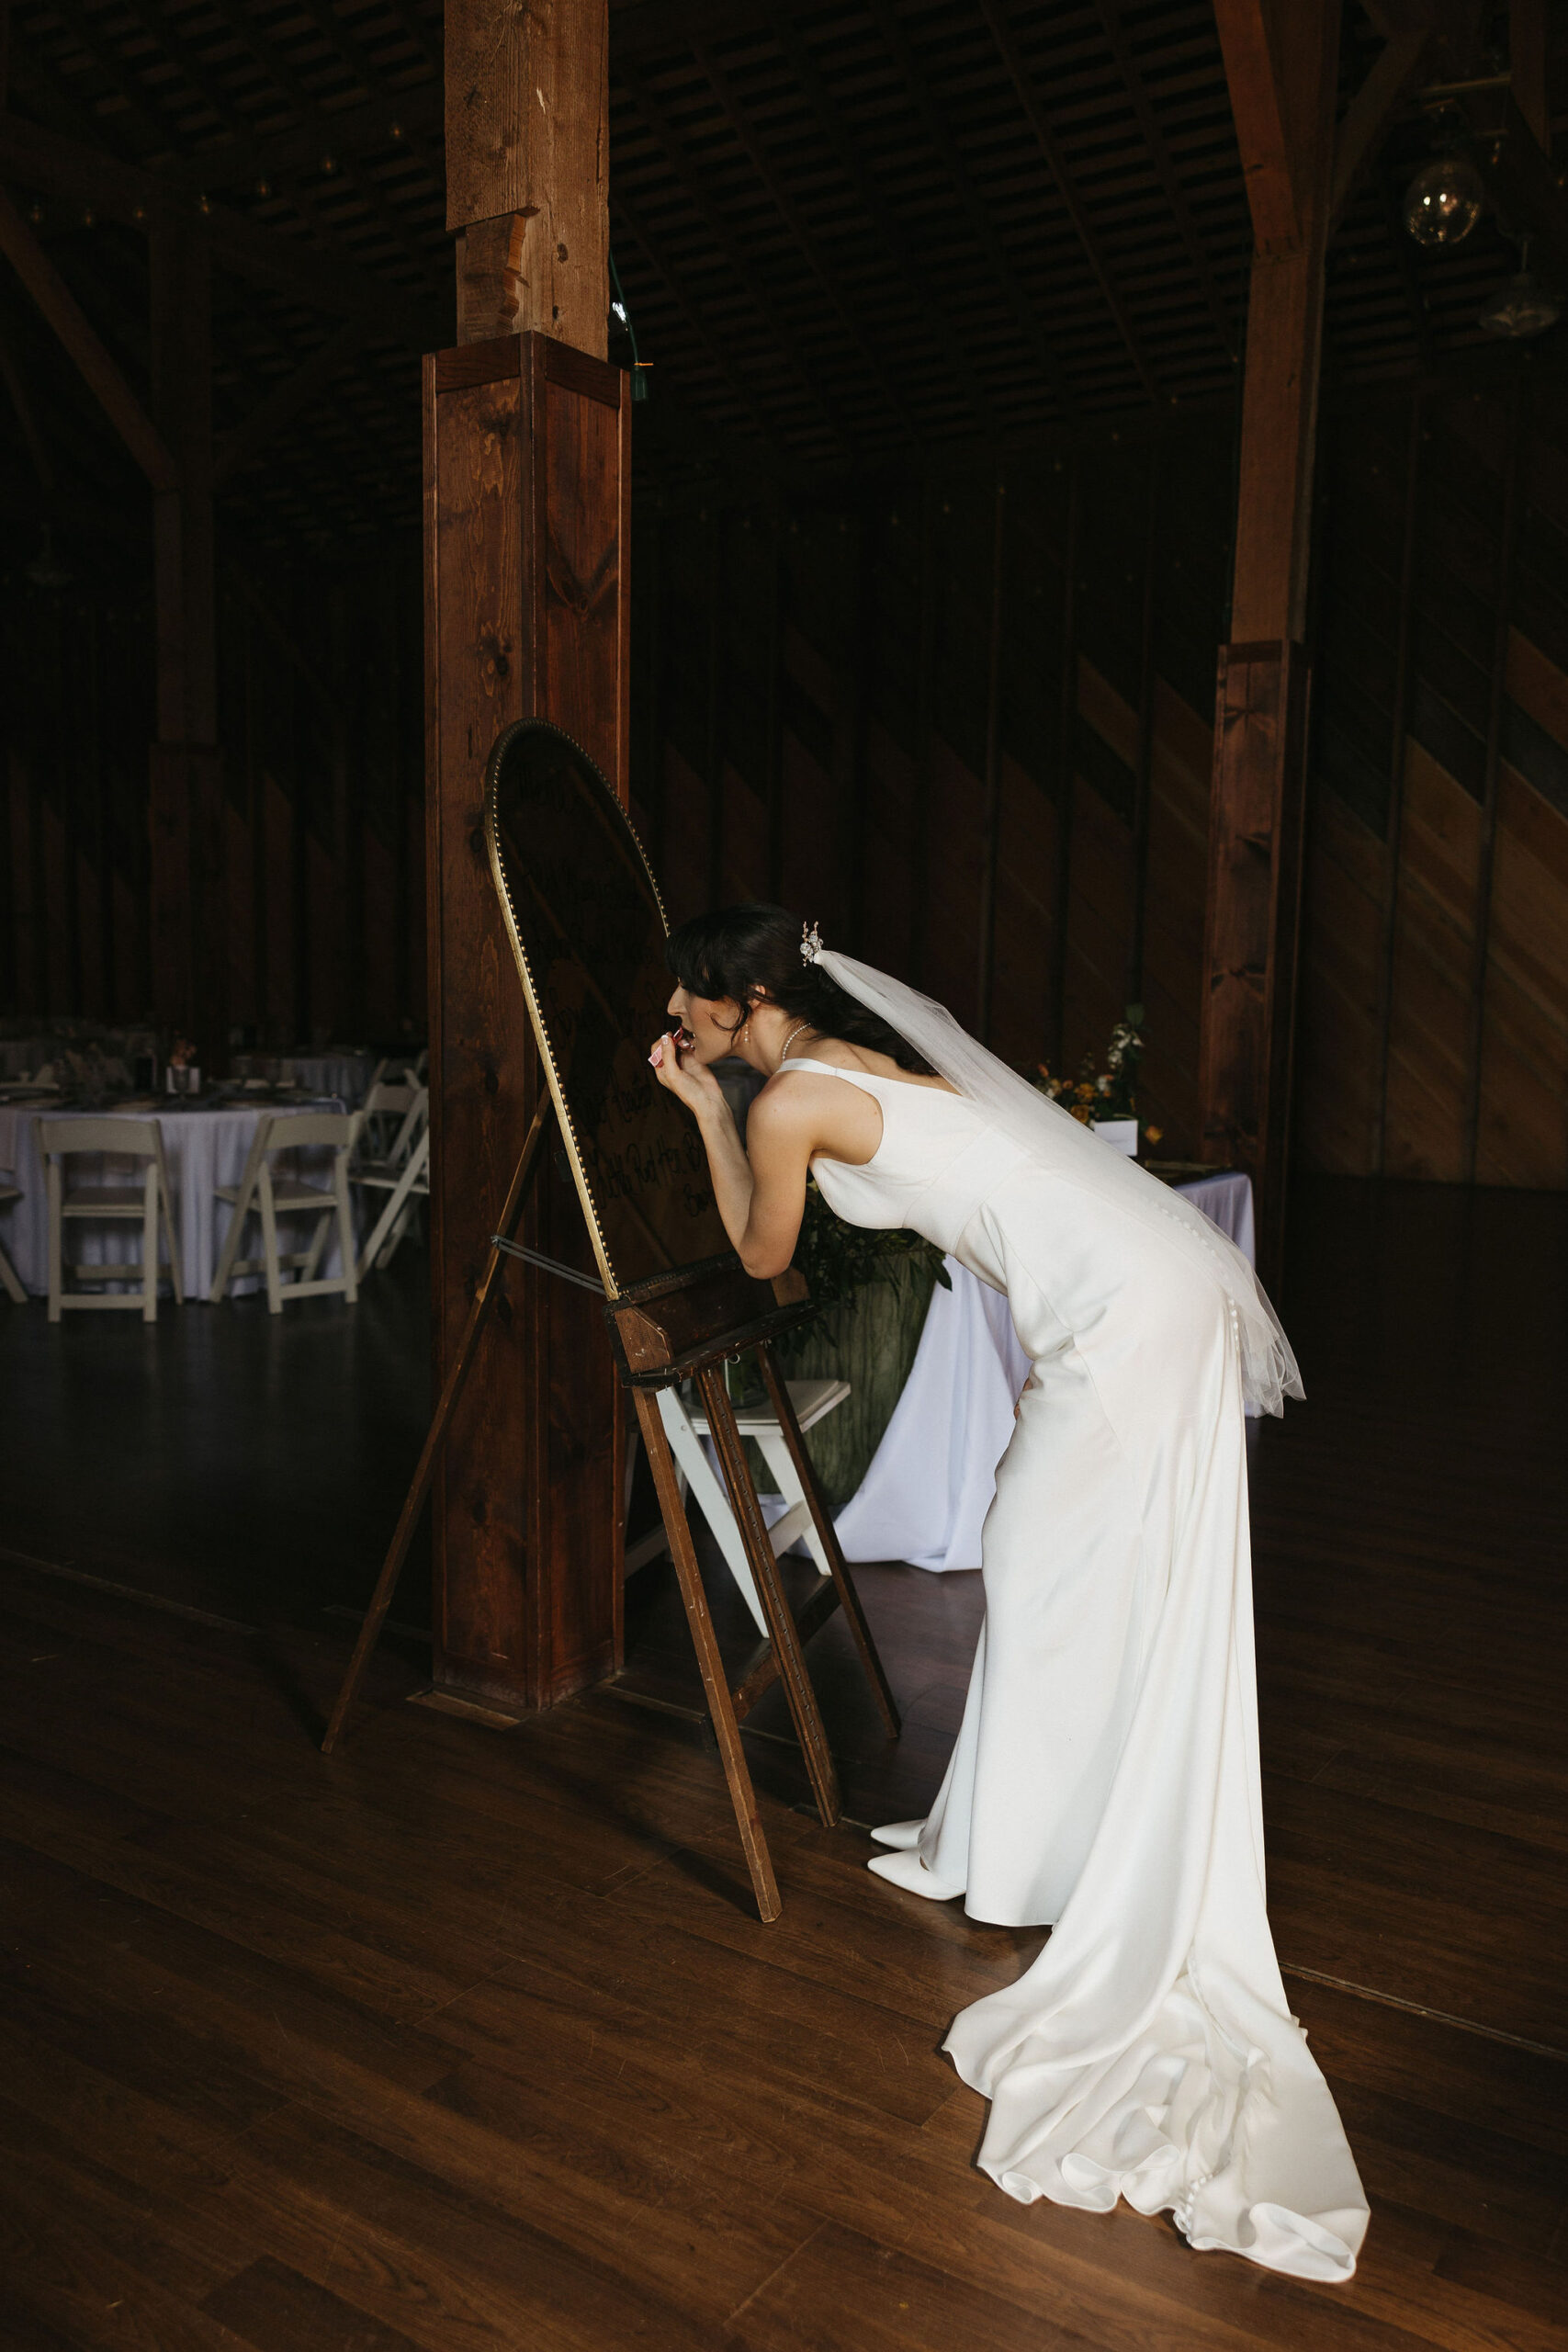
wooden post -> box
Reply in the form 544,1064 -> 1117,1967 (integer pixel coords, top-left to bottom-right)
446,0 -> 609,353
1202,0 -> 1340,1285
148,216 -> 224,1072
426,0 -> 628,1712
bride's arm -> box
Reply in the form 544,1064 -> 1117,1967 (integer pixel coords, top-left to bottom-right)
649,1042 -> 817,1278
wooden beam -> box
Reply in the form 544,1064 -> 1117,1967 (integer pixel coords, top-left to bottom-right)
427,0 -> 625,1715
1212,0 -> 1303,253
1203,0 -> 1340,1282
446,0 -> 608,350
214,321 -> 367,487
0,186 -> 175,489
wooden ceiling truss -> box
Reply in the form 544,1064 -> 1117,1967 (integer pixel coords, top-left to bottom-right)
0,0 -> 1560,544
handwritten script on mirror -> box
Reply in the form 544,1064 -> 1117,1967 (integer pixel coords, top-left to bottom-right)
491,728 -> 731,1287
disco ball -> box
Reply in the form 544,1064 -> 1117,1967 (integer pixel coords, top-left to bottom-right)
1402,154 -> 1484,247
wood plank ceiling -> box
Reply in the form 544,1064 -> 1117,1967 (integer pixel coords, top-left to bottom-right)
0,0 -> 1558,548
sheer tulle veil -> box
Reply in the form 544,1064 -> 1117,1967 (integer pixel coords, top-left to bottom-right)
808,944 -> 1303,1418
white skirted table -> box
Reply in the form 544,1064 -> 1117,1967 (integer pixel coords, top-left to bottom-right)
231,1051 -> 375,1106
0,1099 -> 355,1301
835,1170 -> 1256,1571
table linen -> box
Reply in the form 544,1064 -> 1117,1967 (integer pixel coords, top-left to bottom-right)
837,1170 -> 1256,1570
0,1101 -> 352,1300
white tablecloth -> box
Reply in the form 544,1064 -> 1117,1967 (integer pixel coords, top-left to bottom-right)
0,1101 -> 354,1301
231,1052 -> 374,1106
836,1170 -> 1256,1570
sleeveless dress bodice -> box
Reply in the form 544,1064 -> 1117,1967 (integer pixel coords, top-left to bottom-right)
784,1056 -> 1032,1259
776,1052 -> 1368,2284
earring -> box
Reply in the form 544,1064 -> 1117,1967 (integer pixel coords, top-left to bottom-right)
741,1017 -> 751,1047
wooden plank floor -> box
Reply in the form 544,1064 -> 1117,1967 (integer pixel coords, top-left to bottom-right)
1,1177 -> 1565,2349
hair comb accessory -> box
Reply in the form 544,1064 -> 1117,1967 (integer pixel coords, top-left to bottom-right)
800,921 -> 825,965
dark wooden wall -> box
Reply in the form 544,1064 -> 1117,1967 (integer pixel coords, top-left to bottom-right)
631,381 -> 1568,1190
632,425 -> 1238,1163
6,381 -> 1566,1194
1,537 -> 426,1053
1299,377 -> 1568,1189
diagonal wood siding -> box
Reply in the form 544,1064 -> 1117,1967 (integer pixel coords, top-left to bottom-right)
1299,380 -> 1568,1189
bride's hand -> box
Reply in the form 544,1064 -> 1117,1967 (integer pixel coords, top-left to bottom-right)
649,1029 -> 724,1116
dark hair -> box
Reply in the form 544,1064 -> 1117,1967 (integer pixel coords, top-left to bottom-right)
665,903 -> 933,1074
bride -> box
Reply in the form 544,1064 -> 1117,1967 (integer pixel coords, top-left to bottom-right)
649,902 -> 1368,2284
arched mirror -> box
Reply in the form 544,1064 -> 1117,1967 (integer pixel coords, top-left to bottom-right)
484,719 -> 731,1294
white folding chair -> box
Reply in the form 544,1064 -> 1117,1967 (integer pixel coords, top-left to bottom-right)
357,1077 -> 423,1164
209,1112 -> 359,1313
0,1182 -> 28,1303
38,1116 -> 183,1324
634,1377 -> 852,1634
352,1124 -> 430,1280
350,1084 -> 427,1269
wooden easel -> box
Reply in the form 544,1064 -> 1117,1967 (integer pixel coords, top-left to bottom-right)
322,1102 -> 900,1924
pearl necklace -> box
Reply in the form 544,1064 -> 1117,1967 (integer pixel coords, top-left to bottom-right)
776,1020 -> 813,1069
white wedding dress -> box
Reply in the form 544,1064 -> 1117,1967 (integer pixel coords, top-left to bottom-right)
786,1051 -> 1368,2282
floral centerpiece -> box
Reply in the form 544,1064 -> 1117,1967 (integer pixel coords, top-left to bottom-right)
1030,1005 -> 1162,1151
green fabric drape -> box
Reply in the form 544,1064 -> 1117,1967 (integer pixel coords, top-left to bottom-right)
763,1254 -> 939,1506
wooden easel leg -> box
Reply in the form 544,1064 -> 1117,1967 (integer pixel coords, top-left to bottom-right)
321,1097 -> 554,1754
698,1364 -> 842,1830
633,1389 -> 782,1923
757,1346 -> 902,1739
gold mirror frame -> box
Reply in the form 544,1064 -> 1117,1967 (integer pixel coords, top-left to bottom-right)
483,718 -> 731,1298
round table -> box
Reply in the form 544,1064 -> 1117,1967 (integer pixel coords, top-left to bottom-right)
231,1052 -> 374,1107
0,1099 -> 355,1301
